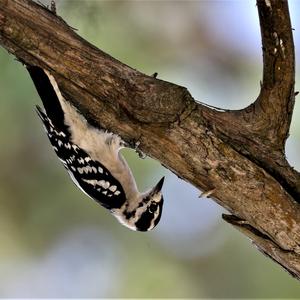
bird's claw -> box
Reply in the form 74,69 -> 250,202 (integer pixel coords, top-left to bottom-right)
199,188 -> 216,198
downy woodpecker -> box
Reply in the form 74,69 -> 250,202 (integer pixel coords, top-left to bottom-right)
27,66 -> 164,231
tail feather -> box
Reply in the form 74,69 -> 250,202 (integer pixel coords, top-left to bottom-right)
35,105 -> 46,121
27,65 -> 67,132
35,104 -> 55,135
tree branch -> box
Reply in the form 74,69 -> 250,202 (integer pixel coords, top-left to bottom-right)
200,0 -> 299,201
1,0 -> 300,279
257,0 -> 295,142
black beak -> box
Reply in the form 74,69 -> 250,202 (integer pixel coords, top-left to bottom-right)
152,176 -> 165,194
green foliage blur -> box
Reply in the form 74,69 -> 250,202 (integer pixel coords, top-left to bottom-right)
0,0 -> 300,297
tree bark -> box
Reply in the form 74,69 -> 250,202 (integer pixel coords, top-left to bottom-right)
1,0 -> 300,279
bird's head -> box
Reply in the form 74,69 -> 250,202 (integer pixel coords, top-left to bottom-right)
113,177 -> 165,231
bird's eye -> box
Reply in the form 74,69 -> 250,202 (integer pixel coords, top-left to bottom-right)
149,202 -> 158,213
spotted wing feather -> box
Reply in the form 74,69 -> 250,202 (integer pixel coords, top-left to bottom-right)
36,106 -> 126,210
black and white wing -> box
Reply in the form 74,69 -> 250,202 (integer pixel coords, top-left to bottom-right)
36,103 -> 127,211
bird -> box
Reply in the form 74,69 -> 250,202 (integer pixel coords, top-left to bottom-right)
26,65 -> 165,231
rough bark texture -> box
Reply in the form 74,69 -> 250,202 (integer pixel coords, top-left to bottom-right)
1,0 -> 300,279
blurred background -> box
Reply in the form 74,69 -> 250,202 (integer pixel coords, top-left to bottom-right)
0,0 -> 300,297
